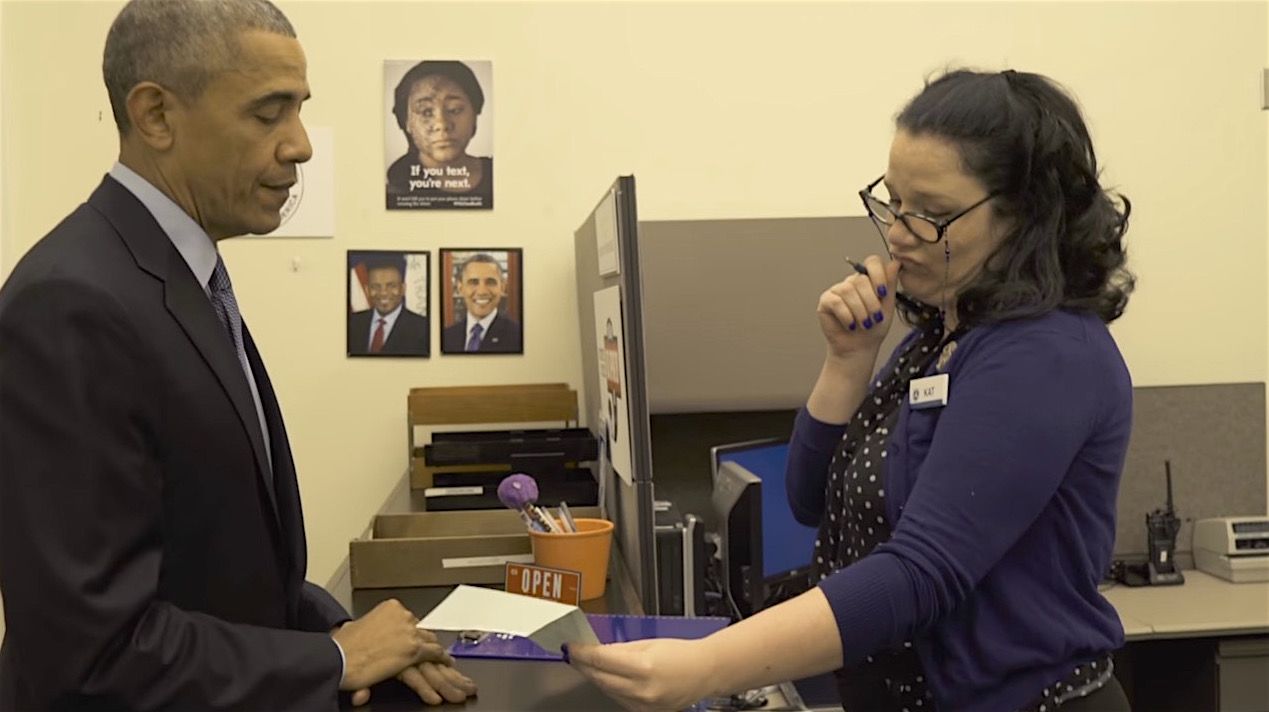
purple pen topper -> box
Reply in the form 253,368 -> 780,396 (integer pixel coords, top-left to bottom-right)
497,473 -> 539,510
498,473 -> 553,532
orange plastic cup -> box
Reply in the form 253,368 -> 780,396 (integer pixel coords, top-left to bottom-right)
529,518 -> 614,601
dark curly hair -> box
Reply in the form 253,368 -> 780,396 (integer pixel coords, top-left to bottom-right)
895,69 -> 1134,326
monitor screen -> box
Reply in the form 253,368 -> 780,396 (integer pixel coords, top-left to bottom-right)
713,440 -> 818,580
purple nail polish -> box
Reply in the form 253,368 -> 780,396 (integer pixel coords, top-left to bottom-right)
848,322 -> 857,331
862,317 -> 873,329
877,285 -> 888,298
874,311 -> 884,323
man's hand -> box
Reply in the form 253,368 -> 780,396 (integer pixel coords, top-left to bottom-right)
331,599 -> 452,693
350,661 -> 478,707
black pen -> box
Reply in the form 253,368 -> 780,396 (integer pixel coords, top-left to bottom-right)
848,259 -> 922,312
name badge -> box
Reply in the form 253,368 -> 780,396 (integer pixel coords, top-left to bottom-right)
909,373 -> 949,409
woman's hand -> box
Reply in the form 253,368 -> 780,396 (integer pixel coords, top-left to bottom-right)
568,638 -> 715,712
816,255 -> 900,361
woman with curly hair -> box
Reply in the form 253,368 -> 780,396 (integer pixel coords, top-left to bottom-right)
570,69 -> 1136,712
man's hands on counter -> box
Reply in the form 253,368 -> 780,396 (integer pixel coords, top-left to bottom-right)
332,599 -> 477,706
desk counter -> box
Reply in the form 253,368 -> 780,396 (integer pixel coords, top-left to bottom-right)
344,551 -> 643,711
1104,569 -> 1269,640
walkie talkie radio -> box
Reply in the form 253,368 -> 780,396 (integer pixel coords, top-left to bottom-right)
1146,461 -> 1185,586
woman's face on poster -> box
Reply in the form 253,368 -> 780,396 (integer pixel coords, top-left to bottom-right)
405,75 -> 477,166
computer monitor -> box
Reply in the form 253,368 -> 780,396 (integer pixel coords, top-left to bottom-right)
711,439 -> 819,616
711,459 -> 762,618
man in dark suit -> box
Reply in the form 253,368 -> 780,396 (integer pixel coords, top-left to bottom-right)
0,2 -> 474,710
441,253 -> 522,353
348,258 -> 430,356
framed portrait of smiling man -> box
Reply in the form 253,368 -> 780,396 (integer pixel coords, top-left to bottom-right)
347,250 -> 431,357
384,59 -> 494,210
440,248 -> 523,355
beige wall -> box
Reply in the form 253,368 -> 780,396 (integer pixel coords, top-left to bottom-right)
1,1 -> 1266,600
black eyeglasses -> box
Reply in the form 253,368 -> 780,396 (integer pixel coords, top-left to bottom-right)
858,175 -> 996,244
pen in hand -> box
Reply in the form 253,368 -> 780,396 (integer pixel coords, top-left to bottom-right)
847,258 -> 921,312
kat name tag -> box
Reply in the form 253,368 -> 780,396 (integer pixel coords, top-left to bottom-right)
909,373 -> 949,409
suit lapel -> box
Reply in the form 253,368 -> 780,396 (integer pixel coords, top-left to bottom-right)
482,314 -> 504,350
88,176 -> 281,530
243,324 -> 303,579
166,264 -> 280,524
383,313 -> 407,351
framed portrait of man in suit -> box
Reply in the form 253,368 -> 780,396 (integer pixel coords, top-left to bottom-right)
439,248 -> 523,355
347,250 -> 431,357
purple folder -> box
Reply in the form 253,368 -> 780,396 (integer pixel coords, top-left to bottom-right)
448,613 -> 730,662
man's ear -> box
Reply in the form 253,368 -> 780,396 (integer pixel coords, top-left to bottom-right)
125,81 -> 177,151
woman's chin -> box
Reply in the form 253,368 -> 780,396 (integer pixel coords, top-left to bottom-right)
896,275 -> 921,299
896,280 -> 937,309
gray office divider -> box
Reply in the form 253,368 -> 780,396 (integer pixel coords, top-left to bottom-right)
637,216 -> 907,413
1116,382 -> 1266,559
574,177 -> 659,613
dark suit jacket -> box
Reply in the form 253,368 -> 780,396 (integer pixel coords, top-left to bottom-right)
440,312 -> 522,353
347,307 -> 430,356
0,176 -> 349,711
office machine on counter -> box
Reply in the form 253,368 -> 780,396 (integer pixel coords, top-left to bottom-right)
1194,516 -> 1269,582
419,428 -> 599,511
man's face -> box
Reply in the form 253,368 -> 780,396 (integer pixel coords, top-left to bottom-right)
367,266 -> 405,316
167,30 -> 312,239
460,261 -> 504,319
405,75 -> 476,167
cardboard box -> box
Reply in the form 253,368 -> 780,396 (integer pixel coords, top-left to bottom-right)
349,507 -> 602,588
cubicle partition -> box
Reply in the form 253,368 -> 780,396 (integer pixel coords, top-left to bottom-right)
639,216 -> 905,414
574,177 -> 660,613
1117,382 -> 1266,561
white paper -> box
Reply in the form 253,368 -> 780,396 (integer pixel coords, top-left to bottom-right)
593,286 -> 634,485
418,585 -> 599,651
267,127 -> 335,238
595,189 -> 620,277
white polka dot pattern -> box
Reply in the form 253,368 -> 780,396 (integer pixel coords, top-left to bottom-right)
815,320 -> 947,707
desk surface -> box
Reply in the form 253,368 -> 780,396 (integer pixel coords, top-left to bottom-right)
344,551 -> 645,711
1104,569 -> 1269,640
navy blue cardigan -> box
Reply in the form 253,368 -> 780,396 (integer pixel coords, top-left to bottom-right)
787,310 -> 1132,710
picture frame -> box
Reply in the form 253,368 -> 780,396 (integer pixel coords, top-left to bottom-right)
347,250 -> 431,358
439,248 -> 523,355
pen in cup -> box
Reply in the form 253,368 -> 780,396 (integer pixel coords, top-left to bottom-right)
556,502 -> 578,533
533,504 -> 563,533
498,473 -> 554,533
